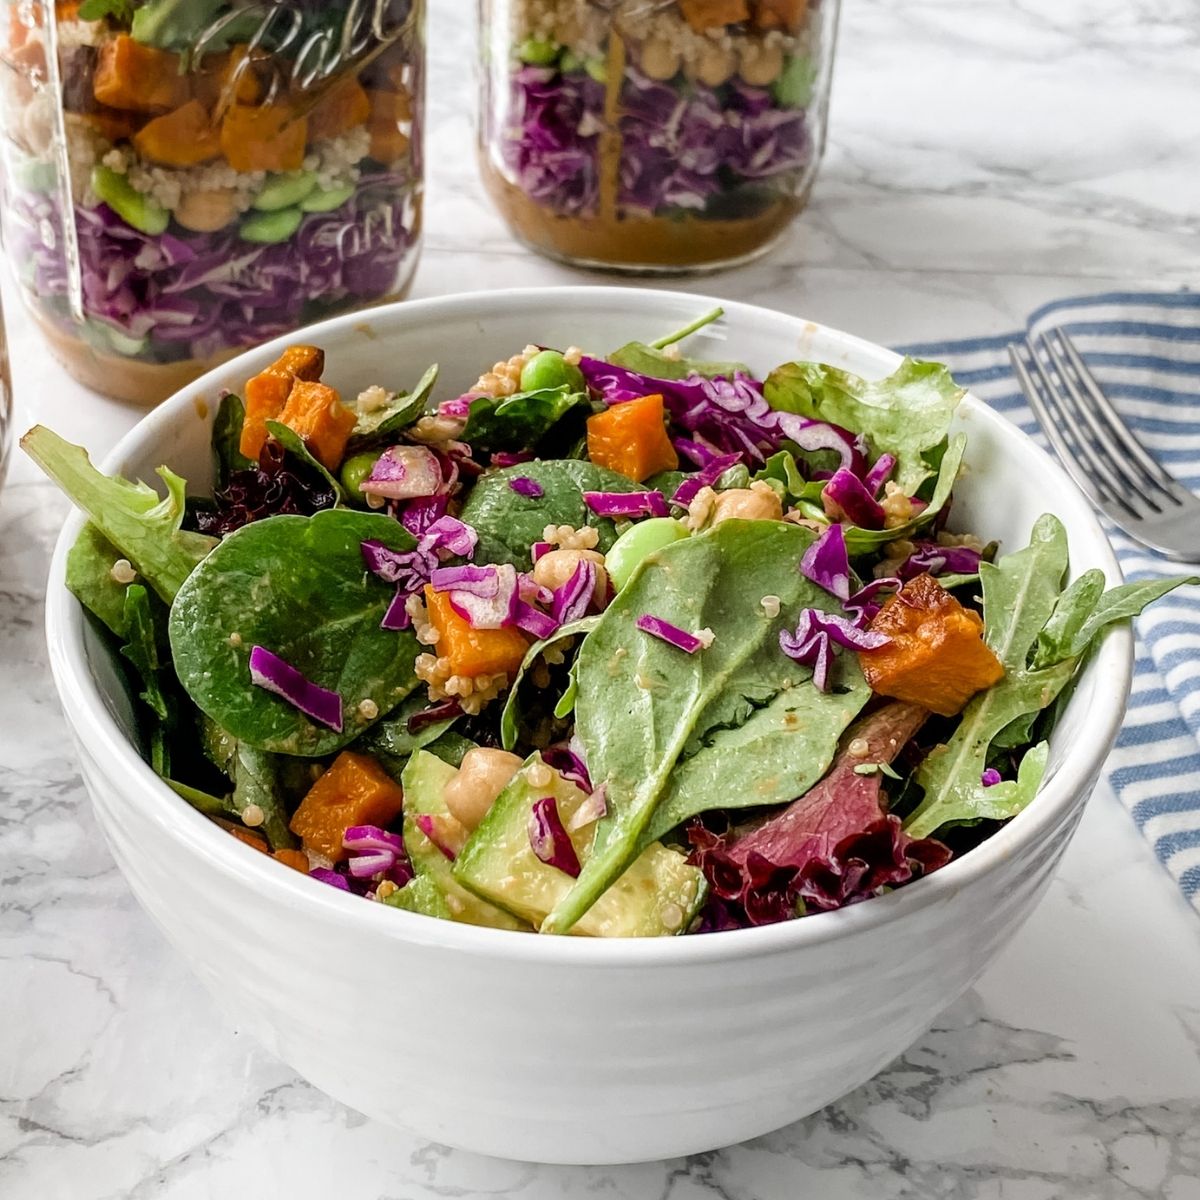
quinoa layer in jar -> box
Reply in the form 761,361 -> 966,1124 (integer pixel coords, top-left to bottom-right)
479,0 -> 838,272
0,0 -> 424,405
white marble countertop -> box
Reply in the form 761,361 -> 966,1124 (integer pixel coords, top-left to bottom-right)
3,1 -> 1200,1196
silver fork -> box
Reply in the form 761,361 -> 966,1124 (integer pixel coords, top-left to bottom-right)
1008,327 -> 1200,562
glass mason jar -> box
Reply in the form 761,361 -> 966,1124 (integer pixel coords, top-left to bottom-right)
0,0 -> 424,405
478,0 -> 838,272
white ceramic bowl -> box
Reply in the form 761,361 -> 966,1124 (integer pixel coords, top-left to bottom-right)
45,288 -> 1131,1165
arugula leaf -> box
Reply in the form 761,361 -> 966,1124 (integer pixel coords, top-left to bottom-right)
460,386 -> 592,453
903,515 -> 1071,839
348,364 -> 438,448
1032,569 -> 1106,669
499,616 -> 601,750
543,520 -> 870,934
120,585 -> 169,722
23,427 -> 217,603
843,433 -> 966,554
607,341 -> 749,381
1062,574 -> 1199,663
231,744 -> 298,851
264,420 -> 346,503
169,509 -> 422,756
461,460 -> 657,570
212,394 -> 254,490
649,306 -> 725,350
764,358 -> 964,492
130,0 -> 224,48
165,779 -> 232,817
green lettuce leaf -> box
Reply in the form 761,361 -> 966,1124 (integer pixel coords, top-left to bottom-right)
764,357 -> 965,492
23,426 -> 217,603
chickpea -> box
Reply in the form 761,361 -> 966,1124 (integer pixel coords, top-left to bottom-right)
443,748 -> 524,831
175,188 -> 238,233
738,41 -> 785,86
639,36 -> 682,81
694,42 -> 737,87
712,481 -> 784,524
532,547 -> 608,593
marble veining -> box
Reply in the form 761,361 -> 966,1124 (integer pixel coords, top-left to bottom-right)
3,0 -> 1200,1196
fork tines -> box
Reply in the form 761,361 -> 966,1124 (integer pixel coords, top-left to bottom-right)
1008,327 -> 1194,527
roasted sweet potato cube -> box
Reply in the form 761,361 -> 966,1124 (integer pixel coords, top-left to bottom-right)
194,45 -> 263,110
424,586 -> 531,679
679,0 -> 751,32
586,393 -> 679,482
239,344 -> 325,460
93,35 -> 188,113
860,573 -> 1005,717
366,88 -> 411,162
134,100 -> 220,166
220,103 -> 307,172
273,848 -> 311,873
290,751 -> 405,861
752,0 -> 809,32
215,818 -> 271,854
310,76 -> 371,142
277,379 -> 357,471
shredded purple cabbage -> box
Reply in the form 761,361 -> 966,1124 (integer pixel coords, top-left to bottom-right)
636,613 -> 707,654
551,559 -> 597,625
799,524 -> 851,603
981,768 -> 1002,787
509,476 -> 545,498
779,609 -> 890,691
582,490 -> 669,518
527,795 -> 582,877
822,468 -> 886,530
248,645 -> 343,732
897,541 -> 984,581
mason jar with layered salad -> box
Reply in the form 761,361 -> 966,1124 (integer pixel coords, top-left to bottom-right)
0,0 -> 424,404
479,0 -> 838,271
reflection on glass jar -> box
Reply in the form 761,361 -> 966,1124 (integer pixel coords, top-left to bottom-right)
479,0 -> 838,272
0,0 -> 424,405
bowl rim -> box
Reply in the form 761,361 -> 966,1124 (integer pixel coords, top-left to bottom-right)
44,285 -> 1133,966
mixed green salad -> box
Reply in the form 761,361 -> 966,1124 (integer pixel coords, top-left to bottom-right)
24,308 -> 1197,935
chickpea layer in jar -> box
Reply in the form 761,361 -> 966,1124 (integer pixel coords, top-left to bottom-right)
0,0 -> 424,405
479,0 -> 836,271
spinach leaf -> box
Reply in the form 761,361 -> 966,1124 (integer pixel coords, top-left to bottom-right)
607,342 -> 749,381
543,520 -> 869,934
764,358 -> 964,492
231,744 -> 298,851
23,426 -> 217,603
265,420 -> 346,503
903,514 -> 1072,839
461,386 -> 592,453
499,616 -> 601,750
169,509 -> 422,756
843,433 -> 966,554
213,393 -> 254,490
348,364 -> 438,448
425,731 -> 475,768
357,690 -> 461,765
460,461 -> 653,570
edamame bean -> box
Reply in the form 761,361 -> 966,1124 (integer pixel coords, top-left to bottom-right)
239,207 -> 304,244
300,183 -> 356,213
90,165 -> 169,236
253,171 -> 319,212
605,518 -> 689,590
519,349 -> 586,394
560,50 -> 583,73
340,450 -> 381,504
773,55 -> 815,108
516,37 -> 560,65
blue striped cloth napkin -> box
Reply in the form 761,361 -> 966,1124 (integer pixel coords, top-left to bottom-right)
898,290 -> 1200,914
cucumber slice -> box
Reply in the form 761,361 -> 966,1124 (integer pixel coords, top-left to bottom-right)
253,171 -> 320,212
300,183 -> 356,213
400,751 -> 528,930
239,207 -> 304,244
383,874 -> 452,919
453,754 -> 707,937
